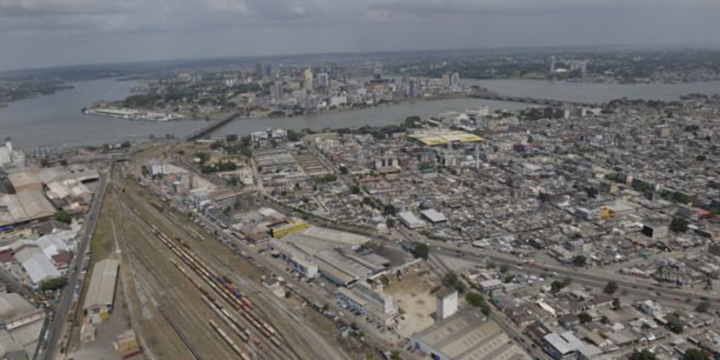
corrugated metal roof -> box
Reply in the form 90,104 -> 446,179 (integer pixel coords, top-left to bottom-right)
84,259 -> 119,312
16,248 -> 61,285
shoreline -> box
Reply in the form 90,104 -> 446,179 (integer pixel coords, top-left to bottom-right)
83,93 -> 488,124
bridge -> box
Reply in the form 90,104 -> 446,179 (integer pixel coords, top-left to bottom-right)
185,112 -> 241,141
467,91 -> 594,107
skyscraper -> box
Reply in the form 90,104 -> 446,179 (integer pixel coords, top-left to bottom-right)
304,68 -> 313,91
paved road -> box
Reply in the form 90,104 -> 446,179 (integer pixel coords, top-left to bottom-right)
392,228 -> 715,309
429,246 -> 718,309
41,170 -> 108,360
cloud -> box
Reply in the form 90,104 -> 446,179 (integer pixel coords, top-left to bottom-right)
0,0 -> 719,70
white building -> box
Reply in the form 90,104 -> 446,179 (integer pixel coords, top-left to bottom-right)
436,288 -> 458,320
397,211 -> 426,229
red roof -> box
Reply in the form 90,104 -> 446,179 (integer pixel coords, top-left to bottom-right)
51,251 -> 73,266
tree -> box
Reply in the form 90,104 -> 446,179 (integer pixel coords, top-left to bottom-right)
54,210 -> 72,225
442,272 -> 466,293
572,255 -> 587,267
684,349 -> 709,360
287,129 -> 303,142
504,275 -> 515,283
696,301 -> 710,313
390,350 -> 401,360
120,141 -> 131,149
551,278 -> 572,294
667,313 -> 684,334
604,281 -> 619,295
584,187 -> 599,198
578,312 -> 592,324
412,243 -> 429,260
194,151 -> 209,165
226,134 -> 238,142
466,292 -> 485,307
612,298 -> 621,310
40,277 -> 67,292
670,217 -> 689,233
630,349 -> 657,360
141,165 -> 150,177
500,264 -> 510,273
350,185 -> 361,195
486,262 -> 496,270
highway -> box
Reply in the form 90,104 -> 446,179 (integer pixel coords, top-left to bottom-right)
391,226 -> 715,306
428,245 -> 718,310
41,170 -> 108,360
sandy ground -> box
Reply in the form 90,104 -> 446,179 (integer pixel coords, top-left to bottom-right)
384,264 -> 439,337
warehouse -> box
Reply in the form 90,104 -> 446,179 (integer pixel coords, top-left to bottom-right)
397,211 -> 426,229
0,292 -> 46,358
268,226 -> 386,286
421,209 -> 448,224
15,247 -> 62,286
412,309 -> 530,360
84,259 -> 119,320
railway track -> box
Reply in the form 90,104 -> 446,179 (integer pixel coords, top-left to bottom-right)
122,202 -> 296,360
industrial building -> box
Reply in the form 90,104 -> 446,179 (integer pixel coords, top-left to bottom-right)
0,292 -> 45,358
336,280 -> 397,325
269,219 -> 309,238
421,209 -> 448,224
542,331 -> 602,360
15,246 -> 62,286
408,130 -> 483,147
83,259 -> 119,321
269,226 -> 389,286
397,211 -> 426,229
412,309 -> 531,360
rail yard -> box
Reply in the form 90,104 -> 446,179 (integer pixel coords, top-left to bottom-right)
101,161 -> 348,360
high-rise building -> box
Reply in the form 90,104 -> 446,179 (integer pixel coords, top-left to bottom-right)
317,73 -> 329,88
408,79 -> 417,97
549,56 -> 556,74
304,68 -> 313,91
254,62 -> 263,79
270,81 -> 283,99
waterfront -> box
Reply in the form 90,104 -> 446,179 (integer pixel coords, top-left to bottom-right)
472,79 -> 720,103
0,78 -> 201,149
3,77 -> 720,149
0,79 -> 527,148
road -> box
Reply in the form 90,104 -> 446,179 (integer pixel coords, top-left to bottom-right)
392,226 -> 719,310
41,170 -> 108,360
429,254 -> 550,360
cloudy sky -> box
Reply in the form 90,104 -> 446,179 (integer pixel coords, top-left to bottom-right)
1,0 -> 719,70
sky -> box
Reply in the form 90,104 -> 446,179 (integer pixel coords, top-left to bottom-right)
1,0 -> 720,70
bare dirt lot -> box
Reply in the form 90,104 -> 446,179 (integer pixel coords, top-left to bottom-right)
384,264 -> 439,337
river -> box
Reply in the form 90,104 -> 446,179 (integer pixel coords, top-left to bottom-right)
2,77 -> 720,149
